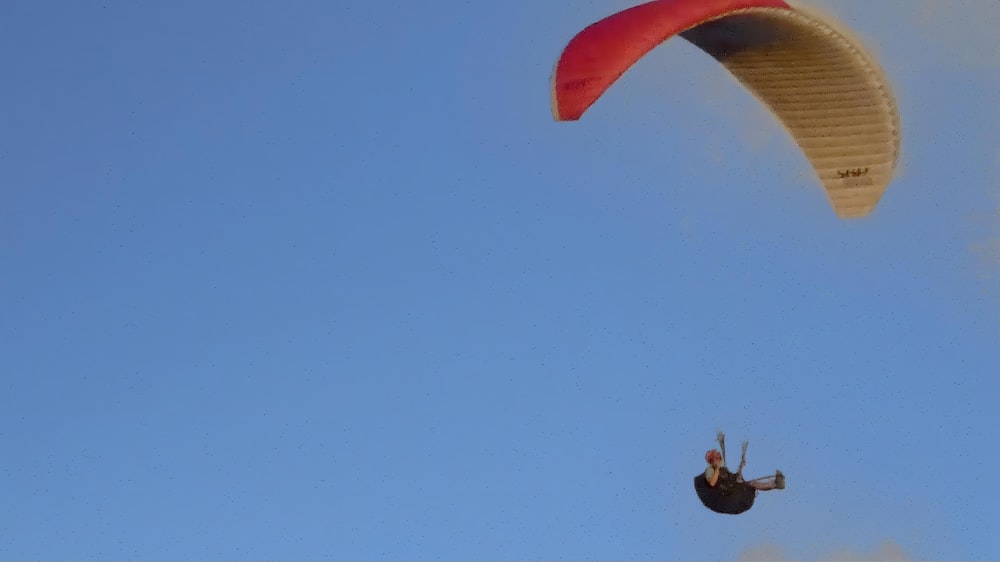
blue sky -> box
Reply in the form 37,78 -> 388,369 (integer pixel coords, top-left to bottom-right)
1,0 -> 998,559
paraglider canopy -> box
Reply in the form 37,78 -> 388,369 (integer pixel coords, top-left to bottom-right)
550,0 -> 901,219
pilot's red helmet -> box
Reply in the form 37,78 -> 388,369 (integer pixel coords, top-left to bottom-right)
705,449 -> 722,463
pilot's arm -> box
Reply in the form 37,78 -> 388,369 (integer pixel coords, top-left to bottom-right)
705,466 -> 720,487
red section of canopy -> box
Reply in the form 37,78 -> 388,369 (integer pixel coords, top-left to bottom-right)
552,0 -> 790,120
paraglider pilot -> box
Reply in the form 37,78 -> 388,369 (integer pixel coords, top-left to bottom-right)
705,448 -> 783,491
694,432 -> 784,515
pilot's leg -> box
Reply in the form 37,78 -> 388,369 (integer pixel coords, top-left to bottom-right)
736,441 -> 748,479
747,471 -> 784,491
747,478 -> 777,491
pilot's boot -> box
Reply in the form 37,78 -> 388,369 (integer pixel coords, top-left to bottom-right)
774,470 -> 786,489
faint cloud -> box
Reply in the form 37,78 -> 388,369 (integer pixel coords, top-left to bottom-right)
909,0 -> 1000,68
805,0 -> 1000,68
697,67 -> 788,166
976,154 -> 1000,268
827,540 -> 914,561
971,197 -> 1000,272
738,542 -> 787,561
738,539 -> 913,561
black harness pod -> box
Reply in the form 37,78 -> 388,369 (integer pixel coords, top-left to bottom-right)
693,467 -> 756,515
